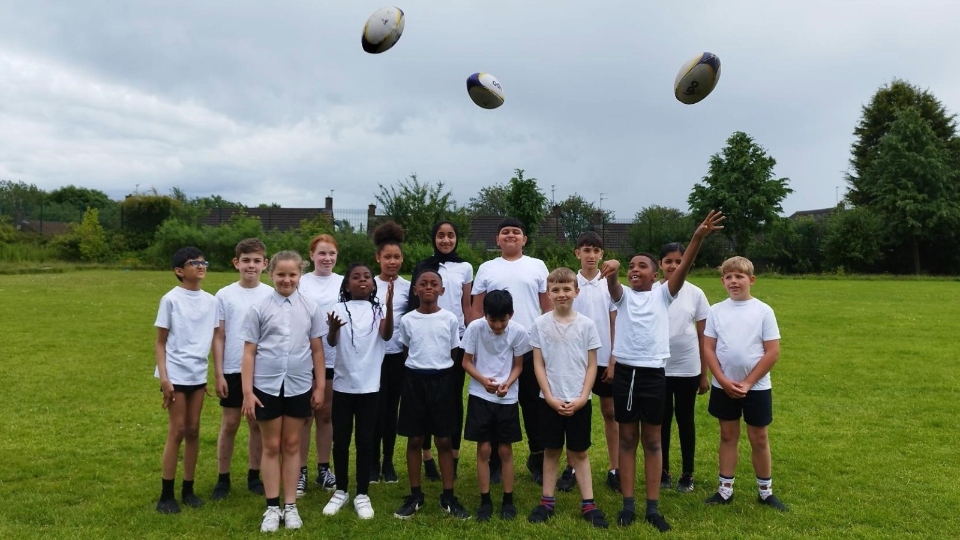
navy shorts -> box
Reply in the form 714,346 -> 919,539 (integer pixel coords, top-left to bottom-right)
592,366 -> 613,398
398,369 -> 460,438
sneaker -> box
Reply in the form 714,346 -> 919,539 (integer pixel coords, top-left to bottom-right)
296,470 -> 308,498
181,493 -> 204,508
500,503 -> 517,520
440,494 -> 470,519
382,461 -> 399,483
284,505 -> 302,529
156,498 -> 181,514
606,469 -> 622,493
369,467 -> 381,485
211,481 -> 230,501
323,490 -> 350,516
758,494 -> 789,512
645,512 -> 672,533
557,466 -> 577,492
660,471 -> 672,489
617,509 -> 635,526
260,506 -> 283,533
424,459 -> 441,482
525,455 -> 543,486
394,493 -> 425,519
354,494 -> 375,519
316,468 -> 336,492
677,474 -> 694,493
248,477 -> 265,496
584,508 -> 609,529
527,504 -> 554,523
476,502 -> 493,522
704,492 -> 733,505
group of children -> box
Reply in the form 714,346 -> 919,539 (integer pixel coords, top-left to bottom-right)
153,210 -> 789,533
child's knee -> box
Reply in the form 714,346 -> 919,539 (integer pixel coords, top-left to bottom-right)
640,431 -> 661,454
434,437 -> 453,452
407,437 -> 424,451
619,429 -> 639,450
222,414 -> 241,433
498,444 -> 513,462
477,443 -> 491,461
183,423 -> 201,441
317,405 -> 332,423
281,435 -> 300,456
600,400 -> 615,421
746,426 -> 769,448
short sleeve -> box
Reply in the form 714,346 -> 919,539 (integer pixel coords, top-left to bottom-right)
216,291 -> 226,322
309,303 -> 328,339
463,263 -> 474,285
535,260 -> 548,293
472,264 -> 490,295
586,319 -> 602,351
511,324 -> 531,356
448,315 -> 461,349
704,308 -> 718,339
528,320 -> 542,349
694,289 -> 710,322
761,306 -> 781,341
398,317 -> 412,347
239,304 -> 262,344
154,296 -> 173,329
462,322 -> 478,355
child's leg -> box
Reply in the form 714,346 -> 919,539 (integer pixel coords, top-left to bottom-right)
331,391 -> 354,493
617,422 -> 640,498
498,443 -> 515,494
280,416 -> 305,504
316,384 -> 334,465
162,391 -> 188,481
674,376 -> 699,476
248,419 -> 263,471
476,442 -> 492,493
746,425 -> 771,479
377,355 -> 403,467
406,436 -> 424,486
541,448 -> 561,497
639,422 -> 663,502
299,419 -> 312,470
568,450 -> 593,500
217,407 -> 242,475
435,436 -> 456,490
259,418 -> 283,499
450,349 -> 466,460
718,420 -> 741,477
181,389 -> 206,481
600,397 -> 618,471
660,378 -> 676,476
354,393 -> 380,495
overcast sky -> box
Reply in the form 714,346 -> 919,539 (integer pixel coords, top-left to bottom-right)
1,0 -> 958,222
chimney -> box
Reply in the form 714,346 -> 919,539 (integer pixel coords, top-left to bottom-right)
325,196 -> 333,213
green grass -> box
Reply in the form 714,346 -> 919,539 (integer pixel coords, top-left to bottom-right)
2,271 -> 959,539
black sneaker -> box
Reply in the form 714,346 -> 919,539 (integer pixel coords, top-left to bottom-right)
704,492 -> 733,505
369,466 -> 381,484
758,494 -> 789,512
316,467 -> 336,491
490,465 -> 502,485
394,493 -> 425,519
525,455 -> 543,486
677,474 -> 694,493
382,461 -> 399,483
476,502 -> 493,522
181,493 -> 204,508
211,481 -> 230,501
556,466 -> 577,492
583,508 -> 609,529
527,504 -> 554,523
500,503 -> 517,520
440,494 -> 470,519
645,512 -> 672,533
248,477 -> 265,496
660,471 -> 672,489
606,470 -> 622,493
424,459 -> 441,482
617,509 -> 635,526
156,498 -> 181,514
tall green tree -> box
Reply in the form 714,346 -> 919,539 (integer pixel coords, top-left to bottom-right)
467,184 -> 510,216
375,174 -> 469,243
688,131 -> 792,257
629,205 -> 692,255
503,169 -> 548,239
847,79 -> 958,207
557,195 -> 614,243
75,208 -> 107,262
860,106 -> 960,274
47,185 -> 113,210
824,205 -> 884,273
0,180 -> 46,218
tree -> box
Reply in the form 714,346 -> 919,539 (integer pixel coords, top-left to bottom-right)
76,208 -> 107,262
503,169 -> 548,239
688,132 -> 793,257
848,79 -> 958,207
0,180 -> 46,218
860,106 -> 960,274
120,194 -> 182,250
628,206 -> 693,255
824,205 -> 884,273
467,184 -> 510,216
556,195 -> 614,243
375,174 -> 469,242
47,185 -> 113,211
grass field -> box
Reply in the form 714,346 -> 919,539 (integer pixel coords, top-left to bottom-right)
1,270 -> 959,539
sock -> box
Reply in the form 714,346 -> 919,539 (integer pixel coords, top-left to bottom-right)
581,499 -> 597,514
645,499 -> 659,517
622,496 -> 635,513
411,486 -> 423,497
248,469 -> 260,481
181,480 -> 195,497
284,503 -> 296,511
757,476 -> 773,500
300,465 -> 308,476
718,475 -> 735,499
540,495 -> 556,510
424,457 -> 436,465
266,496 -> 280,508
218,472 -> 230,484
502,492 -> 514,505
480,492 -> 492,506
319,462 -> 330,472
442,488 -> 454,499
160,478 -> 175,501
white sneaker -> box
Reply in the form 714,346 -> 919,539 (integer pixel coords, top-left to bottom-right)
323,490 -> 350,516
283,504 -> 302,529
354,494 -> 374,519
260,506 -> 283,533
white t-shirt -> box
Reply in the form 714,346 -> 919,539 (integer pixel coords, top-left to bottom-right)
472,256 -> 548,341
612,285 -> 675,368
376,275 -> 410,355
298,272 -> 342,369
462,318 -> 530,404
399,309 -> 461,370
330,300 -> 386,394
705,298 -> 780,391
216,282 -> 274,374
436,261 -> 474,337
154,286 -> 219,386
529,312 -> 601,402
572,271 -> 617,367
240,290 -> 327,397
653,281 -> 710,377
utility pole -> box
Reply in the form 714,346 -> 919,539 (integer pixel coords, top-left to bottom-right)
551,185 -> 556,205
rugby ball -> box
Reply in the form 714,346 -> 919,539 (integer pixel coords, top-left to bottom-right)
674,52 -> 721,104
466,72 -> 504,109
361,7 -> 405,54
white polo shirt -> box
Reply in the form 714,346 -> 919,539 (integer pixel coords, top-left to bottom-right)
572,271 -> 617,367
154,286 -> 219,386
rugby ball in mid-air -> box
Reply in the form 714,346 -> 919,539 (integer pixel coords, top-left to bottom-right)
466,72 -> 504,109
674,52 -> 721,104
361,7 -> 405,54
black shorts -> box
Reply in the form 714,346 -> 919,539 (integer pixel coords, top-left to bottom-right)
539,399 -> 592,452
592,366 -> 613,398
708,386 -> 773,427
161,383 -> 207,395
220,373 -> 243,408
612,364 -> 665,425
398,369 -> 460,438
325,367 -> 334,380
464,395 -> 522,444
253,384 -> 312,421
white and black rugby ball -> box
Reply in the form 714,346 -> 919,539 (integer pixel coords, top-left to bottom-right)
466,72 -> 504,109
361,7 -> 405,54
674,52 -> 721,104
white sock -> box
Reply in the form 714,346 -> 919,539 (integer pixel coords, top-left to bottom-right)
757,477 -> 773,500
718,475 -> 734,499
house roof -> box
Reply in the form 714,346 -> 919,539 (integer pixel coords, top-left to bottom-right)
201,208 -> 332,231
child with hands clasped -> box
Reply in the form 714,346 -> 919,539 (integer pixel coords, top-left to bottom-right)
703,256 -> 788,512
240,251 -> 327,533
600,210 -> 723,533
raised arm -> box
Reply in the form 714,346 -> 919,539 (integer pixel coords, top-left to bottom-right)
379,279 -> 395,341
667,210 -> 725,297
599,260 -> 623,302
